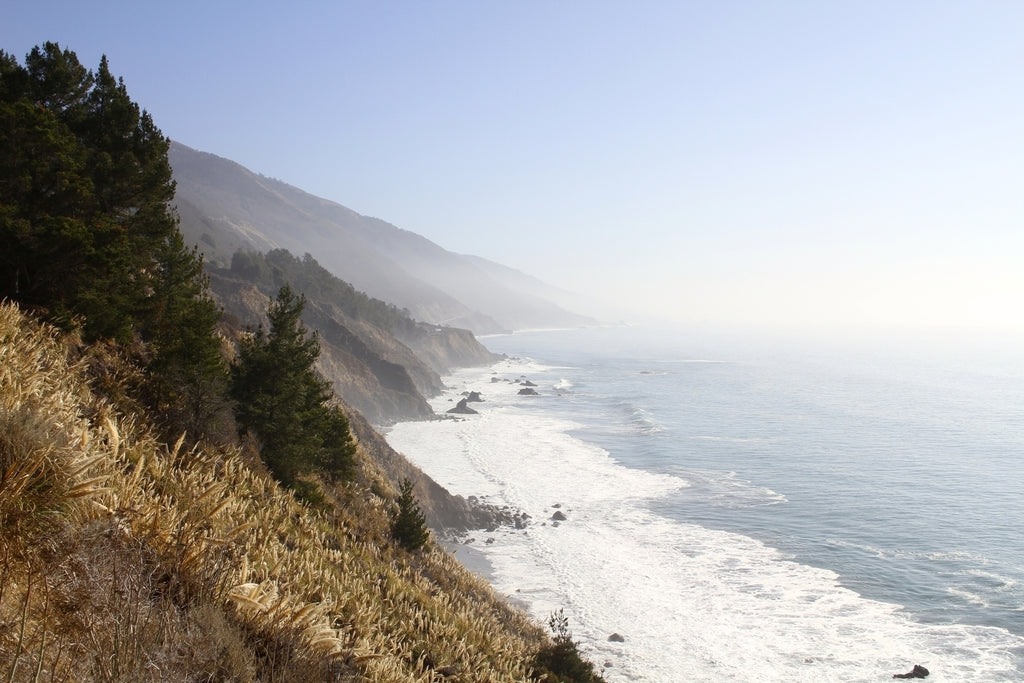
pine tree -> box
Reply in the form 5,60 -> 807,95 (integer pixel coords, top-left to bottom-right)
144,230 -> 230,442
391,478 -> 430,552
230,285 -> 356,488
1,43 -> 231,442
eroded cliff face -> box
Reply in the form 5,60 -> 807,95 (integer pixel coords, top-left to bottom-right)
209,273 -> 434,424
207,269 -> 510,530
398,325 -> 501,375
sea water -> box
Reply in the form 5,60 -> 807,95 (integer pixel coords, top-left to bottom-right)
385,326 -> 1024,681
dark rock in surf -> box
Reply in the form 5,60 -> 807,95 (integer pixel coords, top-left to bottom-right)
465,391 -> 484,402
518,387 -> 539,395
893,664 -> 929,679
551,511 -> 567,521
446,398 -> 478,414
608,633 -> 625,642
520,380 -> 537,386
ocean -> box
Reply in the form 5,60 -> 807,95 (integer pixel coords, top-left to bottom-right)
385,326 -> 1024,681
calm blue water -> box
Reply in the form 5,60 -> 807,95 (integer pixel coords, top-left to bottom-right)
390,325 -> 1024,679
481,326 -> 1024,671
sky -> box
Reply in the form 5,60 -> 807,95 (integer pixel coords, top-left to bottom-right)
4,2 -> 1024,338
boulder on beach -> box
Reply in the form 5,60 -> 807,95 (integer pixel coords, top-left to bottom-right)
518,387 -> 539,396
447,398 -> 478,415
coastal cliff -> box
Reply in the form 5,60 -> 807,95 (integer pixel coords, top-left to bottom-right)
207,249 -> 501,425
0,302 -> 549,680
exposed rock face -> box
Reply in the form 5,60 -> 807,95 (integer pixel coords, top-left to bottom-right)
400,326 -> 500,375
447,398 -> 478,415
209,272 -> 433,424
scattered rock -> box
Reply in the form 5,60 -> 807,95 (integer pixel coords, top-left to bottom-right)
446,398 -> 478,414
608,633 -> 625,642
520,380 -> 537,387
485,537 -> 495,545
465,391 -> 484,402
893,665 -> 929,679
552,503 -> 562,508
551,511 -> 567,521
518,387 -> 539,395
491,376 -> 501,383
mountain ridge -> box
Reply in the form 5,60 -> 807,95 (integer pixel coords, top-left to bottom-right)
169,141 -> 597,334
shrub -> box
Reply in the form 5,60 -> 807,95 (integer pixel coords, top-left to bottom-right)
532,609 -> 606,682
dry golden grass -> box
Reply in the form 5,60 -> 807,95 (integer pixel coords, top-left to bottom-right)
0,302 -> 547,682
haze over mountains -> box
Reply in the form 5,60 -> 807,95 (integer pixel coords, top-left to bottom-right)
169,141 -> 596,335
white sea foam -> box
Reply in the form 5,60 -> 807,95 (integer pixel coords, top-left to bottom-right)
387,357 -> 1024,682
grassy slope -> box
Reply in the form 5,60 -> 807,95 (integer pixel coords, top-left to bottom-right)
0,302 -> 545,682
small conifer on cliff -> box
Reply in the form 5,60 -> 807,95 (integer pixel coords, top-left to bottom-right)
391,478 -> 430,551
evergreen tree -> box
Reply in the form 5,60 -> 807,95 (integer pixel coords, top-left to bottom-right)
144,230 -> 230,442
230,285 -> 356,488
0,43 -> 230,442
391,478 -> 430,552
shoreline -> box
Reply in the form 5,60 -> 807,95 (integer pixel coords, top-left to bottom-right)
441,536 -> 533,612
388,335 -> 1024,681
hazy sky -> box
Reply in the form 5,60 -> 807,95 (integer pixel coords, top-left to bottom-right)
5,2 -> 1023,336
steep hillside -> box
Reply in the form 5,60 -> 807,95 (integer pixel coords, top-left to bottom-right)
0,302 -> 555,681
169,141 -> 596,334
211,249 -> 500,424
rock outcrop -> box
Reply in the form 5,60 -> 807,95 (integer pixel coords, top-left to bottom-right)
447,398 -> 478,415
893,665 -> 929,679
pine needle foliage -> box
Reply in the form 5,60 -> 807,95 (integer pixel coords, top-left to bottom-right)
230,284 -> 357,490
391,478 -> 430,552
0,42 -> 230,444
